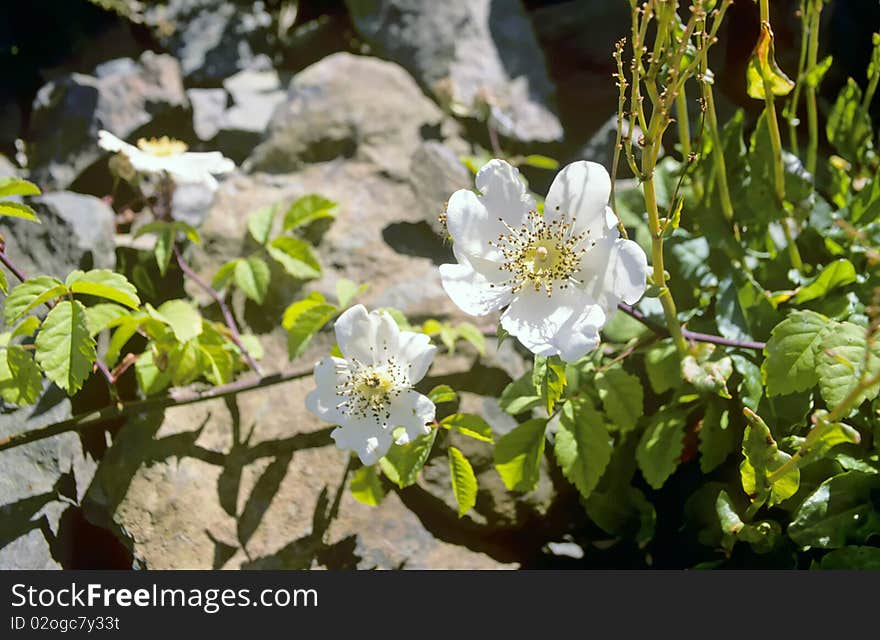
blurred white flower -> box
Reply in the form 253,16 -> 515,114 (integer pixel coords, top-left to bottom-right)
440,159 -> 648,362
306,304 -> 437,464
98,130 -> 234,190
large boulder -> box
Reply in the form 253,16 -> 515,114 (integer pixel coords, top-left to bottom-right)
27,52 -> 188,191
246,53 -> 446,180
345,0 -> 563,144
0,192 -> 116,283
142,0 -> 274,85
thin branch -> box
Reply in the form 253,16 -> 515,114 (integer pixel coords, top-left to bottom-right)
0,364 -> 314,452
617,302 -> 766,351
174,245 -> 262,375
0,247 -> 28,283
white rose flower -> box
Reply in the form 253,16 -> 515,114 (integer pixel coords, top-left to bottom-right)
98,130 -> 235,190
440,159 -> 648,362
306,304 -> 437,464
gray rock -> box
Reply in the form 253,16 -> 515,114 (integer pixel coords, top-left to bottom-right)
27,51 -> 187,190
246,53 -> 445,179
0,192 -> 116,285
346,0 -> 563,143
409,141 -> 471,236
143,0 -> 274,85
215,69 -> 287,162
0,155 -> 18,178
0,386 -> 96,569
188,88 -> 228,141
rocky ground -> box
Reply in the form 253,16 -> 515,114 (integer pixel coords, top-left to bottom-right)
2,0 -> 850,569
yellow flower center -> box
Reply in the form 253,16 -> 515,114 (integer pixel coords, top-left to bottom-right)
489,209 -> 593,296
335,359 -> 408,422
136,136 -> 188,157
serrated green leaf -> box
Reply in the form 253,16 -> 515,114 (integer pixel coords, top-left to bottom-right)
0,201 -> 41,223
699,402 -> 735,473
234,256 -> 271,304
283,194 -> 338,230
741,408 -> 799,507
682,354 -> 734,399
805,55 -> 833,88
267,236 -> 321,280
84,303 -> 130,337
155,299 -> 202,343
827,78 -> 874,163
67,269 -> 140,309
349,465 -> 385,506
427,384 -> 457,404
379,429 -> 437,489
816,321 -> 880,410
762,310 -> 829,396
34,300 -> 96,394
212,260 -> 239,290
282,297 -> 338,360
247,204 -> 276,246
636,408 -> 686,489
521,154 -> 559,170
596,364 -> 643,431
11,316 -> 40,340
493,418 -> 547,492
794,259 -> 857,303
4,276 -> 67,325
335,278 -> 367,308
789,471 -> 880,549
794,416 -> 861,469
448,446 -> 477,517
441,413 -> 493,443
554,398 -> 613,500
645,342 -> 681,393
499,372 -> 542,415
0,176 -> 40,198
0,345 -> 43,405
135,348 -> 172,396
532,355 -> 566,414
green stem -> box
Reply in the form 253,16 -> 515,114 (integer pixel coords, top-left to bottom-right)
702,68 -> 734,223
786,0 -> 809,157
676,89 -> 692,160
805,1 -> 822,176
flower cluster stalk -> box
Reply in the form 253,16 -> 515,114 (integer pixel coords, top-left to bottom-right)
804,0 -> 823,176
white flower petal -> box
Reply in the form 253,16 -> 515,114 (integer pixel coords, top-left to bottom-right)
397,331 -> 436,384
334,304 -> 376,363
390,389 -> 435,445
373,310 -> 401,362
544,161 -> 611,237
331,420 -> 394,465
555,304 -> 605,362
444,189 -> 503,261
474,159 -> 537,223
578,235 -> 648,313
440,260 -> 512,317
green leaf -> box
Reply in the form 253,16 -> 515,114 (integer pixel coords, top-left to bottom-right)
4,276 -> 67,325
282,295 -> 338,360
441,413 -> 494,443
84,303 -> 130,337
427,384 -> 457,405
554,398 -> 613,500
155,299 -> 203,343
335,278 -> 368,308
134,221 -> 199,275
682,354 -> 734,399
0,345 -> 43,405
645,342 -> 680,393
0,201 -> 41,223
794,415 -> 861,469
789,471 -> 880,549
805,55 -> 833,88
596,364 -> 643,431
0,268 -> 6,295
456,322 -> 485,355
493,418 -> 547,492
740,408 -> 799,507
234,256 -> 271,304
827,78 -> 874,163
794,259 -> 857,303
499,372 -> 543,415
349,465 -> 385,506
818,546 -> 880,569
135,348 -> 172,396
521,154 -> 559,170
247,204 -> 276,246
283,194 -> 338,230
10,316 -> 40,340
448,446 -> 478,517
636,408 -> 687,489
212,260 -> 239,290
532,355 -> 566,414
762,310 -> 829,396
67,269 -> 140,309
0,176 -> 40,198
379,429 -> 437,489
699,402 -> 736,473
34,300 -> 97,394
267,236 -> 321,280
746,23 -> 795,100
816,321 -> 880,410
